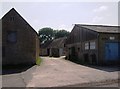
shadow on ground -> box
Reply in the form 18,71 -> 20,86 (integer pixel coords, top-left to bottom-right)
66,59 -> 120,72
2,64 -> 35,75
85,65 -> 120,72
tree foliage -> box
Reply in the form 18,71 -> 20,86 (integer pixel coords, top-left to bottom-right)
54,30 -> 70,39
38,28 -> 70,44
38,27 -> 54,43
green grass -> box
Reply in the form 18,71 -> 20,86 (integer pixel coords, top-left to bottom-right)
36,57 -> 42,66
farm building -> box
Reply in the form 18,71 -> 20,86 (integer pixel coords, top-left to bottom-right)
48,37 -> 66,57
65,24 -> 120,65
40,40 -> 52,56
2,8 -> 39,65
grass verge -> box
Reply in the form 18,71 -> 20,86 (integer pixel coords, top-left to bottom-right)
36,57 -> 42,66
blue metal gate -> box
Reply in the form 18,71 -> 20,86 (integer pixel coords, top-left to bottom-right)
105,42 -> 119,61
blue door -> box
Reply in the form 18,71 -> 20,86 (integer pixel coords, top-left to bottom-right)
105,42 -> 119,61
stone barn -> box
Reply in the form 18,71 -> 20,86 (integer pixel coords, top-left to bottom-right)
66,24 -> 120,65
48,37 -> 66,57
2,8 -> 39,65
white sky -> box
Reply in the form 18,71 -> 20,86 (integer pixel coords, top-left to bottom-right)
0,0 -> 119,32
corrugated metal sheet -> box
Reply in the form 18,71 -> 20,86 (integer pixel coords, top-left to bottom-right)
76,24 -> 120,33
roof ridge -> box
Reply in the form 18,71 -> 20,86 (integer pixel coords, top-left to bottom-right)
1,8 -> 39,36
75,24 -> 119,33
75,24 -> 119,27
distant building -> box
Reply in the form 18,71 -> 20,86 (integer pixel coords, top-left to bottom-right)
66,24 -> 120,65
40,40 -> 52,56
2,8 -> 39,65
48,37 -> 66,57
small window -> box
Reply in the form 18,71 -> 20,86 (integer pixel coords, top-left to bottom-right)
7,31 -> 17,43
90,42 -> 96,49
110,37 -> 115,40
85,42 -> 89,50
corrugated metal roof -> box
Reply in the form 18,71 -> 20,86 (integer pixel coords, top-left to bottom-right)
76,24 -> 120,33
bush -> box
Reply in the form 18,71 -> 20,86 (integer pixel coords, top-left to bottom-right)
36,57 -> 42,66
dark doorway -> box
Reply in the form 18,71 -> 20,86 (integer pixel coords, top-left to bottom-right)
52,48 -> 59,57
2,46 -> 5,57
84,53 -> 89,63
91,54 -> 97,64
71,47 -> 75,57
47,48 -> 50,56
71,47 -> 76,61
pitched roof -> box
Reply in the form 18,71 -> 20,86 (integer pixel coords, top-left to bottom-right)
48,37 -> 66,48
75,24 -> 120,33
1,8 -> 39,36
40,40 -> 53,48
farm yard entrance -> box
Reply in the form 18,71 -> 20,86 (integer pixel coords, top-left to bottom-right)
2,57 -> 119,87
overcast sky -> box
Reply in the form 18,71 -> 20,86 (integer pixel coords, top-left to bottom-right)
0,0 -> 119,32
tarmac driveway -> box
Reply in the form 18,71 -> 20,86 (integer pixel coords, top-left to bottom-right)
2,56 -> 119,87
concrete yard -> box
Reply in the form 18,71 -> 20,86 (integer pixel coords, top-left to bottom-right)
2,57 -> 119,87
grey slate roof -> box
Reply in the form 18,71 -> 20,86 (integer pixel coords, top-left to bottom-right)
40,40 -> 52,48
48,37 -> 66,48
76,24 -> 120,33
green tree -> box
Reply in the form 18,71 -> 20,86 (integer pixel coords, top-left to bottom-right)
54,30 -> 70,39
38,28 -> 70,44
38,27 -> 54,43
